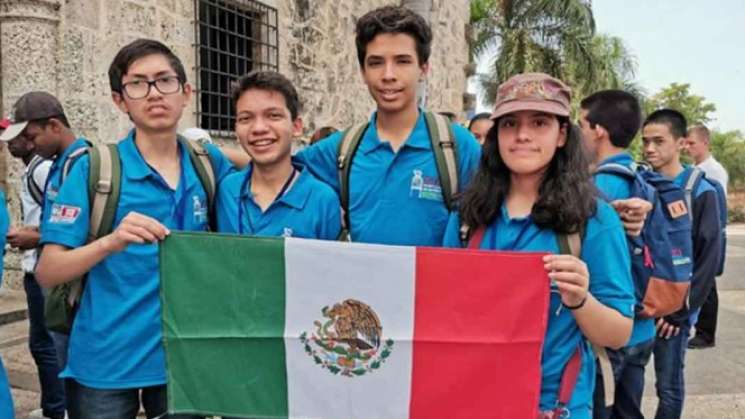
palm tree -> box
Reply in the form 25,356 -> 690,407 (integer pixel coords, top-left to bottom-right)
571,34 -> 640,97
471,0 -> 613,105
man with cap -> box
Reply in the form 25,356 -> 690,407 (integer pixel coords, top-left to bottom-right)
1,116 -> 65,419
1,91 -> 90,376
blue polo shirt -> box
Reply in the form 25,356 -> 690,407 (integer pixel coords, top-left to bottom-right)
0,191 -> 13,419
595,152 -> 654,347
216,163 -> 341,240
42,137 -> 89,225
40,131 -> 233,389
443,200 -> 634,419
295,110 -> 481,246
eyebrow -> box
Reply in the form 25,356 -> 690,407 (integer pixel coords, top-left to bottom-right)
126,70 -> 177,79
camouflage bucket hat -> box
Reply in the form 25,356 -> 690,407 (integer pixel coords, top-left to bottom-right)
490,73 -> 572,120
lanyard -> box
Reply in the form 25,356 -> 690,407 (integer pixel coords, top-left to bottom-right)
238,166 -> 298,234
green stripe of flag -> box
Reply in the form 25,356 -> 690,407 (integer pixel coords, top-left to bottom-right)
160,232 -> 288,417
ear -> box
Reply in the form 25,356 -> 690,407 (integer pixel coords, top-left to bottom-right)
419,61 -> 430,81
291,117 -> 304,138
181,83 -> 193,108
557,123 -> 569,147
111,92 -> 129,114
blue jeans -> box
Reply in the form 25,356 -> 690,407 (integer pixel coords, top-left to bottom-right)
653,322 -> 690,419
593,339 -> 654,419
66,380 -> 204,419
24,273 -> 66,418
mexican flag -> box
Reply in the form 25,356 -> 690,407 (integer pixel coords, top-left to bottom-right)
160,232 -> 550,418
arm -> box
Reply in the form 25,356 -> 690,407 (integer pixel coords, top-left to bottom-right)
36,212 -> 170,287
611,197 -> 652,237
544,255 -> 632,349
218,145 -> 251,169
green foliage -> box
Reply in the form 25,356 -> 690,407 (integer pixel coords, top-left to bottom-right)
710,130 -> 745,190
643,83 -> 717,125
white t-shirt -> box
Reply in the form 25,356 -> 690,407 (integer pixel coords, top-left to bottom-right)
696,155 -> 729,196
20,155 -> 52,273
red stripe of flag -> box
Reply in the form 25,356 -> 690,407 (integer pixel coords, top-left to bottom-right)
410,247 -> 550,418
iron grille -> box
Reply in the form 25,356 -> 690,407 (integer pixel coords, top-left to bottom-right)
194,0 -> 279,137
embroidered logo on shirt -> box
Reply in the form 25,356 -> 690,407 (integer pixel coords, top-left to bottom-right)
282,227 -> 294,238
46,188 -> 58,202
409,169 -> 443,201
50,204 -> 80,224
193,195 -> 208,224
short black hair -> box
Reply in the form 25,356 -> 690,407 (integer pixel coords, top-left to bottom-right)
231,70 -> 301,120
468,112 -> 492,130
108,39 -> 187,94
580,90 -> 641,148
355,6 -> 432,67
643,109 -> 687,139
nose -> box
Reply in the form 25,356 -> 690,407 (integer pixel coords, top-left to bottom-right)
515,122 -> 530,142
383,61 -> 396,81
250,116 -> 269,134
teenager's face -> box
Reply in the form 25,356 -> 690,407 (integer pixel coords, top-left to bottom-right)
20,121 -> 59,159
578,108 -> 600,163
497,111 -> 567,177
469,119 -> 494,145
685,132 -> 708,162
112,53 -> 191,134
7,130 -> 35,159
360,33 -> 429,115
642,123 -> 684,170
234,88 -> 302,168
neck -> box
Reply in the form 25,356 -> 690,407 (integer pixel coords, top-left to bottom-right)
694,151 -> 711,165
58,130 -> 78,154
375,104 -> 419,150
658,158 -> 684,179
595,142 -> 626,166
505,172 -> 542,217
134,127 -> 179,163
22,154 -> 34,165
251,157 -> 294,192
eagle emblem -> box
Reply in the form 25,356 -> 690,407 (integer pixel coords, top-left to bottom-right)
300,299 -> 394,377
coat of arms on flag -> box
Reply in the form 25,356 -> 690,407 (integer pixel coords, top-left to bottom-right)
160,232 -> 550,418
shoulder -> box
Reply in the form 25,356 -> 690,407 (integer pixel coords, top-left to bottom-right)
302,169 -> 339,203
585,199 -> 623,237
217,167 -> 247,196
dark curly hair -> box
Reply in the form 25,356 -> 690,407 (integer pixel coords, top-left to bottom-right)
459,116 -> 598,234
231,70 -> 301,120
355,6 -> 432,67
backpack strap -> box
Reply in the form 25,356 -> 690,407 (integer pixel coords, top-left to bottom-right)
180,136 -> 217,231
26,155 -> 47,207
684,167 -> 703,222
556,228 -> 615,408
423,111 -> 459,210
87,144 -> 121,241
336,122 -> 369,239
63,146 -> 91,183
594,162 -> 636,179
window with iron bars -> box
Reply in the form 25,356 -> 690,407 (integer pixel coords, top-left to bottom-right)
194,0 -> 279,137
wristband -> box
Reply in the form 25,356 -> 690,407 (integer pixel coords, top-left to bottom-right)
563,295 -> 587,310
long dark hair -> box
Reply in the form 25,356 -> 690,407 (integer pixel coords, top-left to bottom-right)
459,116 -> 597,234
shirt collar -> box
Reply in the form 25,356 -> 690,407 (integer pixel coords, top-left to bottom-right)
239,162 -> 312,210
358,109 -> 431,155
120,130 -> 194,188
597,151 -> 633,167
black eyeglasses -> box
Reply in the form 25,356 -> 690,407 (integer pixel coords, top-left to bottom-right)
121,75 -> 182,99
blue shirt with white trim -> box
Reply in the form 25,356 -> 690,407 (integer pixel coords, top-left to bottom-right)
443,199 -> 634,419
594,152 -> 654,347
216,163 -> 341,240
295,110 -> 481,246
40,131 -> 233,389
41,137 -> 89,229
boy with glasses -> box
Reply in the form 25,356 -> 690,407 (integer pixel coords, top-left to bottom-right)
36,38 -> 234,419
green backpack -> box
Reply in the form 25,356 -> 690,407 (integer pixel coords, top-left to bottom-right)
336,111 -> 459,240
44,136 -> 216,334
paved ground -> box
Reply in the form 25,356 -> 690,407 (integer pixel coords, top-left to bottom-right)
2,225 -> 745,418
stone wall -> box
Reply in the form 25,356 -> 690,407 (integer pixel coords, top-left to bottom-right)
0,0 -> 471,289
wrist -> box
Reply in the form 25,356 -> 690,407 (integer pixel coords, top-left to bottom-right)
563,294 -> 588,310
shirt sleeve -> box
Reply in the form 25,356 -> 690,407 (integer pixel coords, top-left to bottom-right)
452,124 -> 482,190
0,191 -> 9,281
582,201 -> 635,318
205,143 -> 237,184
294,132 -> 344,194
40,155 -> 92,249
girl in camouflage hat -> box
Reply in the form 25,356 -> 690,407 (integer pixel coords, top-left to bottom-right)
443,73 -> 635,418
